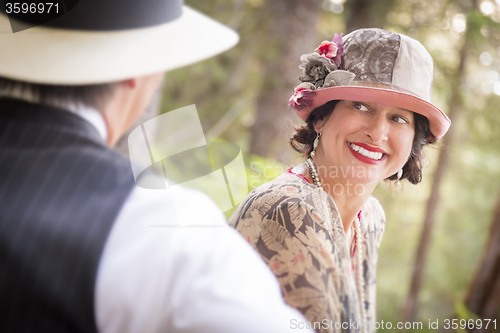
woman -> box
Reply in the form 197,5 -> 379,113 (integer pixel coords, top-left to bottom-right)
229,28 -> 451,332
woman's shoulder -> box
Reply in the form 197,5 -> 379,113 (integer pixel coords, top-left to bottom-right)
230,172 -> 322,226
247,171 -> 316,202
364,195 -> 386,219
230,172 -> 330,244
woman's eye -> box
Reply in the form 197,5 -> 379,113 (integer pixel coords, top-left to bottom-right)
391,115 -> 409,124
353,102 -> 369,111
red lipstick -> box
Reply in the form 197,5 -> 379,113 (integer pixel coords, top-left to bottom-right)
350,142 -> 387,154
347,142 -> 388,165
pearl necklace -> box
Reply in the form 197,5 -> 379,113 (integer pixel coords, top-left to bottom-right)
305,158 -> 367,329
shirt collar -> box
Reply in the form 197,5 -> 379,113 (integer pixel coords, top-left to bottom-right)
64,103 -> 108,142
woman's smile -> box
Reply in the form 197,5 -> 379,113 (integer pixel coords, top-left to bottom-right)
347,142 -> 388,164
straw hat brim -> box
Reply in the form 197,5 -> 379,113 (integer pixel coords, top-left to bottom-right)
296,86 -> 451,141
0,6 -> 239,85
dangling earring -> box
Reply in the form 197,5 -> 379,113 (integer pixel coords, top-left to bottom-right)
395,168 -> 403,186
310,132 -> 321,157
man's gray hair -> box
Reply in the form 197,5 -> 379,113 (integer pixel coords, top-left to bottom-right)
0,76 -> 119,111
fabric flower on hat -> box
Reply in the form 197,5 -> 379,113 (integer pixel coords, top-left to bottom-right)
330,33 -> 344,68
297,33 -> 345,89
322,70 -> 356,88
315,33 -> 343,68
289,82 -> 316,111
299,53 -> 336,88
289,32 -> 347,112
316,41 -> 338,60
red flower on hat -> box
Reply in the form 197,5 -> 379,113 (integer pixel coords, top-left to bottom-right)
315,33 -> 344,68
289,83 -> 316,111
316,41 -> 338,60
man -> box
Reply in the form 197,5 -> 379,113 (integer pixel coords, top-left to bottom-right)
0,1 -> 312,332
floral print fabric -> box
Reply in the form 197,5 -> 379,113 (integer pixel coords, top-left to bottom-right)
229,172 -> 386,332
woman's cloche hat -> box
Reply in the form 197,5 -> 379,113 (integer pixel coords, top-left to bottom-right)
289,28 -> 451,142
0,0 -> 238,85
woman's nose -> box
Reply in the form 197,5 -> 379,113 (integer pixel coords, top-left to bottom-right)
364,114 -> 389,144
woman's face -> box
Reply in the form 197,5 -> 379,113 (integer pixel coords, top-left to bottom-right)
315,100 -> 415,185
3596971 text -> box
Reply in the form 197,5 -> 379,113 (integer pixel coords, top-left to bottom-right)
5,2 -> 59,15
442,318 -> 496,330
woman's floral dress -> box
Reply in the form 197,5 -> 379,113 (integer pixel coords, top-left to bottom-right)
229,171 -> 386,333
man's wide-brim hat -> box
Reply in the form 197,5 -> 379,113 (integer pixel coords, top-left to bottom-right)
0,0 -> 238,85
289,28 -> 451,141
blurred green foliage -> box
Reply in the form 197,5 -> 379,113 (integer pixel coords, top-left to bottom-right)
159,0 -> 500,330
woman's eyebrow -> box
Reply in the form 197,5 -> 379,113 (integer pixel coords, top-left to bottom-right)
396,108 -> 414,117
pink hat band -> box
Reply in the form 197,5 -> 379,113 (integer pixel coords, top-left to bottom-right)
289,28 -> 450,141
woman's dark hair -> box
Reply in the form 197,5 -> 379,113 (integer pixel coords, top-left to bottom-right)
289,100 -> 435,185
0,76 -> 119,110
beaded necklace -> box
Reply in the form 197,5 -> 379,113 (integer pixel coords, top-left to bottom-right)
305,158 -> 367,330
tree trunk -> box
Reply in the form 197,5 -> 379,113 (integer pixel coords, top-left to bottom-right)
464,189 -> 500,332
401,24 -> 470,324
249,0 -> 323,158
